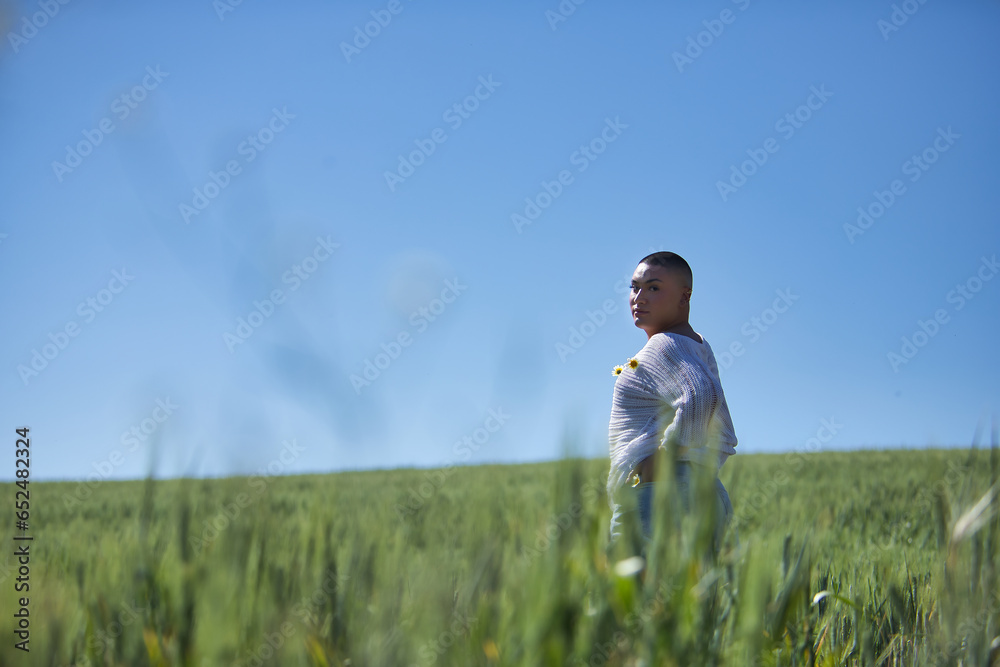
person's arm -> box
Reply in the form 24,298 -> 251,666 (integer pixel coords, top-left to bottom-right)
609,336 -> 683,482
703,340 -> 738,466
704,341 -> 723,385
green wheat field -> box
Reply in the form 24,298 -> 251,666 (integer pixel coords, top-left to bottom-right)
1,447 -> 998,666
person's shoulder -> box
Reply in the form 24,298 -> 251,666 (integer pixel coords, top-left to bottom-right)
643,333 -> 690,361
645,332 -> 674,351
647,332 -> 679,344
698,337 -> 723,375
648,332 -> 694,352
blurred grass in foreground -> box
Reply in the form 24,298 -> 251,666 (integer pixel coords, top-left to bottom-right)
1,446 -> 997,666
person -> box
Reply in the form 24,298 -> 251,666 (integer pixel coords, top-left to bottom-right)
606,251 -> 737,551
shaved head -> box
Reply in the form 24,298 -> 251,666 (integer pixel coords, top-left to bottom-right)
636,251 -> 692,289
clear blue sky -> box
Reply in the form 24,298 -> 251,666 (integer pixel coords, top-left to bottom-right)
2,0 -> 998,482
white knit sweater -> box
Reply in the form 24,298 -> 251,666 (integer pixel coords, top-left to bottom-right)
606,332 -> 737,542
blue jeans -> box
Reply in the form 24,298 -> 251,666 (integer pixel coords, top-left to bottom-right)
632,461 -> 732,547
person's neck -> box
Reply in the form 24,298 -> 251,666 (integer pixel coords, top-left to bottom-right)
649,322 -> 699,342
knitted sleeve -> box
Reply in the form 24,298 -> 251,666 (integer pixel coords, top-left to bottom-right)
605,335 -> 684,541
605,333 -> 737,542
701,340 -> 737,469
704,341 -> 722,384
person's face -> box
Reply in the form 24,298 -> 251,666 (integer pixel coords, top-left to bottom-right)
629,263 -> 691,338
